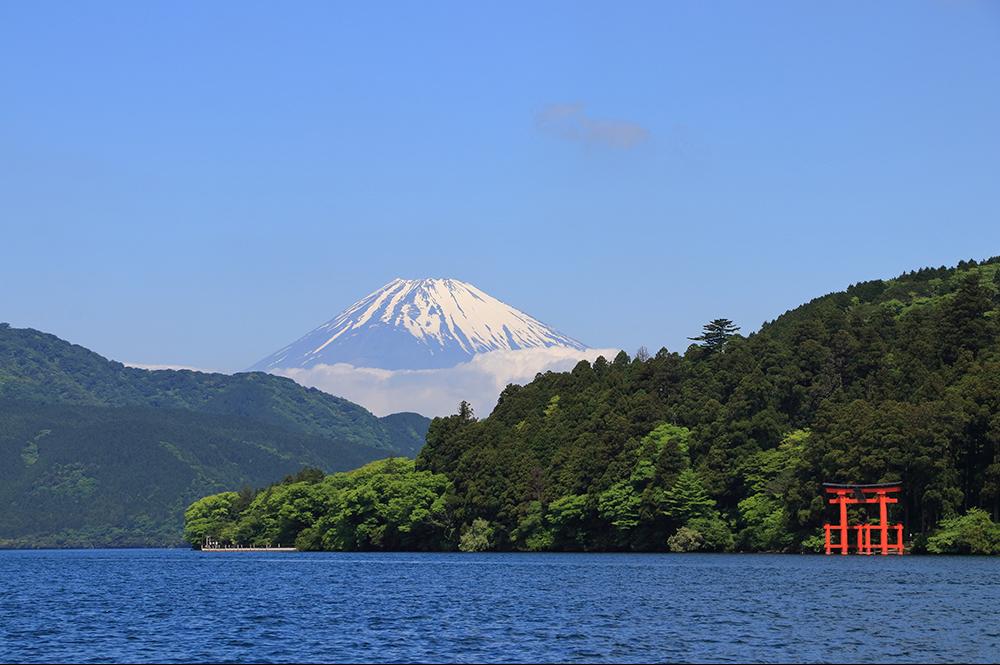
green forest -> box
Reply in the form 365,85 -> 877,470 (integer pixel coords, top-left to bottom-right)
0,326 -> 429,547
187,258 -> 1000,554
0,326 -> 427,455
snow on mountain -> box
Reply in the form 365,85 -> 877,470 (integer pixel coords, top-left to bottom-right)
249,278 -> 588,371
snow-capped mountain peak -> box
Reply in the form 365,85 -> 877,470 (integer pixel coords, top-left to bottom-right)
248,278 -> 587,371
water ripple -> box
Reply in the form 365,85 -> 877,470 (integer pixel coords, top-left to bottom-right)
0,550 -> 998,663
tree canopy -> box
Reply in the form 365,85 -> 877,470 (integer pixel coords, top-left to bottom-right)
187,257 -> 1000,554
688,318 -> 741,352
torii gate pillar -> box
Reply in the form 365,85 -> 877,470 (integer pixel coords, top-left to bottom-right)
822,483 -> 904,556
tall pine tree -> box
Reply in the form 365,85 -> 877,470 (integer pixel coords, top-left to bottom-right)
688,319 -> 741,352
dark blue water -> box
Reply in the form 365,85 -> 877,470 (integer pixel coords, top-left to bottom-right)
1,550 -> 998,663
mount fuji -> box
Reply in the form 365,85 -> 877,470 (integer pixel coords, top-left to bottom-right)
249,278 -> 588,371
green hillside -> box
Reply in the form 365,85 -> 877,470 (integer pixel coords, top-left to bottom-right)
188,257 -> 1000,554
416,257 -> 1000,551
0,326 -> 430,547
0,401 -> 395,547
0,325 -> 426,453
380,412 -> 438,458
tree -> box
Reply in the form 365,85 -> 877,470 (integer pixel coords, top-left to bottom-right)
663,469 -> 715,522
459,518 -> 495,552
938,274 -> 993,361
511,502 -> 554,551
737,494 -> 792,552
184,492 -> 239,546
688,319 -> 741,352
548,494 -> 592,550
458,400 -> 476,421
317,459 -> 453,551
686,515 -> 734,551
281,467 -> 325,485
926,508 -> 1000,554
667,526 -> 703,552
598,481 -> 641,533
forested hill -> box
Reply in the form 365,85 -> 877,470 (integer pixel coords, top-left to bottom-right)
415,257 -> 1000,551
0,401 -> 391,547
185,257 -> 1000,554
0,325 -> 426,453
0,326 -> 429,547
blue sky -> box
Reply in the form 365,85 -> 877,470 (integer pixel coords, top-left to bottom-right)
2,2 -> 999,371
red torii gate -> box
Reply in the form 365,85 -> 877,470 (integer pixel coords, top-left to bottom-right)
823,482 -> 904,555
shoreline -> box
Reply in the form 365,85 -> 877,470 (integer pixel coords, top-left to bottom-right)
2,546 -> 981,556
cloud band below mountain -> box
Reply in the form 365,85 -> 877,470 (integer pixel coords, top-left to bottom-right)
273,346 -> 622,417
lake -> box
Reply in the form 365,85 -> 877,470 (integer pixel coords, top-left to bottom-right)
1,550 -> 997,663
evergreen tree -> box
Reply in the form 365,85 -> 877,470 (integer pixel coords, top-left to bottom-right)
939,274 -> 993,361
662,469 -> 715,522
688,319 -> 741,352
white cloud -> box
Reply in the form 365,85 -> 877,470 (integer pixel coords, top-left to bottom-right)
123,361 -> 220,372
536,103 -> 650,149
274,347 -> 622,417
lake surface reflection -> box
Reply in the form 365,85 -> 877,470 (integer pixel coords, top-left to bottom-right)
1,550 -> 997,663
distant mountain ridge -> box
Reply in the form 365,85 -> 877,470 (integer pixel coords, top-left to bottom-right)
0,324 -> 430,547
0,324 -> 426,452
249,278 -> 587,371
